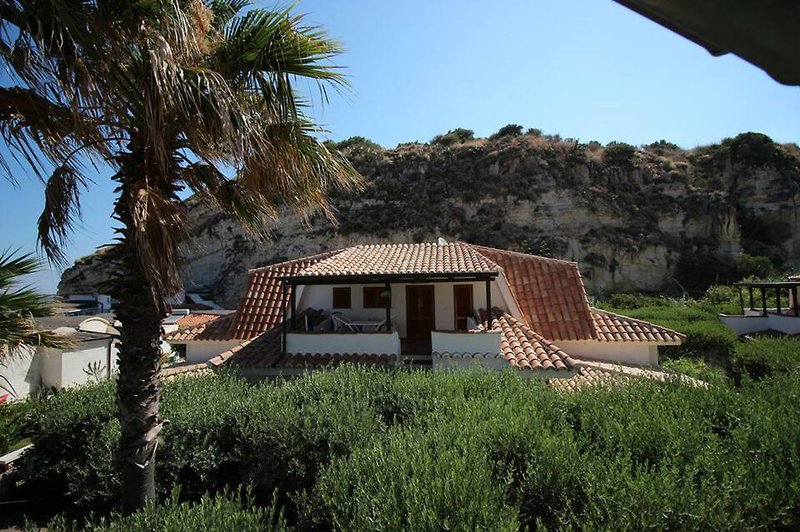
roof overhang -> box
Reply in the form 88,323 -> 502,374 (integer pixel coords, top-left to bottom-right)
614,0 -> 800,85
280,271 -> 499,285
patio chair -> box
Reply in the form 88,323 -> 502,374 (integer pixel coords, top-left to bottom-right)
331,312 -> 359,332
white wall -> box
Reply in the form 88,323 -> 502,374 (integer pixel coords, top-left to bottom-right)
59,339 -> 114,388
287,331 -> 401,356
557,340 -> 659,366
431,330 -> 500,355
0,346 -> 38,400
298,281 -> 509,338
720,313 -> 800,336
186,341 -> 241,364
39,347 -> 62,389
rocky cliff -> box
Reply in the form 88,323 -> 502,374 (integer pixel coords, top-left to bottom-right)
59,132 -> 800,308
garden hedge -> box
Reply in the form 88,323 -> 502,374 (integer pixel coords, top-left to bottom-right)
17,366 -> 800,530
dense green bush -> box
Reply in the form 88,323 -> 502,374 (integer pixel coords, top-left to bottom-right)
736,253 -> 777,279
490,123 -> 523,139
333,136 -> 382,152
603,141 -> 636,169
15,382 -> 119,512
47,491 -> 286,532
19,367 -> 800,530
430,128 -> 474,146
732,337 -> 800,380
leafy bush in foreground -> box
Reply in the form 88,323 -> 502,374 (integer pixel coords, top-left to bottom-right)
18,367 -> 800,530
46,491 -> 285,532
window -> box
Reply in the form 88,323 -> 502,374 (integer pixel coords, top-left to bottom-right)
332,287 -> 351,309
363,286 -> 384,308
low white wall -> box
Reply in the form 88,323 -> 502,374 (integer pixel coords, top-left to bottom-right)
186,341 -> 241,364
0,346 -> 38,399
431,330 -> 500,355
557,340 -> 658,366
286,331 -> 400,355
720,314 -> 800,336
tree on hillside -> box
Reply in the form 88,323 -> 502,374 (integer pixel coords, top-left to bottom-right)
0,0 -> 360,512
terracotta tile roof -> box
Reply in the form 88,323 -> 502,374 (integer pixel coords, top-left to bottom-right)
548,366 -> 617,392
162,362 -> 212,380
591,309 -> 685,343
226,250 -> 340,340
294,242 -> 500,278
478,309 -> 576,371
175,313 -> 220,328
164,313 -> 235,342
548,358 -> 706,392
466,244 -> 596,341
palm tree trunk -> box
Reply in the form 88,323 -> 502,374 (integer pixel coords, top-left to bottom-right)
109,158 -> 168,513
114,275 -> 163,513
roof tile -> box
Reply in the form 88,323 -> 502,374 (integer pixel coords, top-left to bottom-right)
591,309 -> 685,343
295,242 -> 500,277
467,244 -> 597,341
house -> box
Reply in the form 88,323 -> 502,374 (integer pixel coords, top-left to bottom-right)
719,274 -> 800,336
165,241 -> 684,386
0,314 -> 119,400
162,311 -> 238,363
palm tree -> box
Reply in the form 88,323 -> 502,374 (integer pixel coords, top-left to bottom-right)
0,0 -> 360,511
0,250 -> 68,362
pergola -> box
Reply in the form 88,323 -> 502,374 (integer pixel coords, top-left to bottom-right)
734,281 -> 800,317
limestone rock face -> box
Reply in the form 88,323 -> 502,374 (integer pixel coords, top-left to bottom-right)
58,132 -> 800,307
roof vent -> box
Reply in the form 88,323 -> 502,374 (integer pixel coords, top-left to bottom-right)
437,237 -> 448,245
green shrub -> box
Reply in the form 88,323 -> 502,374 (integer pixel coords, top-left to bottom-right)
732,337 -> 800,380
736,253 -> 777,280
0,400 -> 33,454
606,293 -> 673,309
661,357 -> 729,385
646,139 -> 681,155
47,491 -> 286,532
603,141 -> 636,168
490,123 -> 523,140
430,128 -> 474,146
16,381 -> 119,513
334,136 -> 382,152
20,368 -> 800,530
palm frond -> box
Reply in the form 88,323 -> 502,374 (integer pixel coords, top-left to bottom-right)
37,163 -> 86,265
0,249 -> 72,352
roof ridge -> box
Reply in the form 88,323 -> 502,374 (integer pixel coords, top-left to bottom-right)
464,242 -> 580,266
590,307 -> 686,339
248,248 -> 344,273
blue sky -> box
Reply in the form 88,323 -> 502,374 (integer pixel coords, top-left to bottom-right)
2,0 -> 799,293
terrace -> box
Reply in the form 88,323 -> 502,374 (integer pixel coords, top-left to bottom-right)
719,279 -> 800,336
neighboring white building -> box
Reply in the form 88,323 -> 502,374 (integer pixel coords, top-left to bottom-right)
165,242 -> 685,388
1,314 -> 119,401
162,312 -> 239,364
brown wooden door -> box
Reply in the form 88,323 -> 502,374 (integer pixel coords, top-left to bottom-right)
406,285 -> 435,354
453,284 -> 473,331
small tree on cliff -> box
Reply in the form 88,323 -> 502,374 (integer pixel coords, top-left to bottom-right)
0,0 -> 359,512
